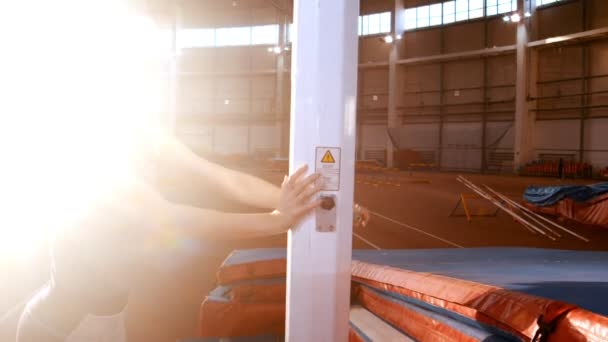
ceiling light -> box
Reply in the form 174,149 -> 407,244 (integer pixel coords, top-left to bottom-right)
383,35 -> 393,44
510,13 -> 521,22
224,99 -> 230,105
524,11 -> 531,18
503,15 -> 510,22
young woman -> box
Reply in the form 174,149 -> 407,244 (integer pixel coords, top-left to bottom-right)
10,2 -> 369,341
16,132 -> 369,342
16,142 -> 319,342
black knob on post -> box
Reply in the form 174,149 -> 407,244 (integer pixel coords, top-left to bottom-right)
320,195 -> 335,210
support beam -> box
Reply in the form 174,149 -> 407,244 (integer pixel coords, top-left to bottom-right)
481,17 -> 488,173
397,45 -> 516,65
527,27 -> 608,48
266,0 -> 293,20
357,28 -> 608,70
438,25 -> 445,170
276,16 -> 287,158
579,0 -> 589,163
528,47 -> 539,158
286,0 -> 358,341
513,0 -> 535,172
357,44 -> 517,69
387,48 -> 397,168
387,0 -> 405,168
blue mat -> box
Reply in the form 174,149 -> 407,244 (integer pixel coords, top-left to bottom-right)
524,182 -> 608,206
225,248 -> 608,316
357,285 -> 518,342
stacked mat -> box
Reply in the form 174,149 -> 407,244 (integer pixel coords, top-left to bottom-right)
524,183 -> 608,228
199,248 -> 608,341
198,249 -> 286,341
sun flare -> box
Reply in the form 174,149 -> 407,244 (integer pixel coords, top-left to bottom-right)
0,0 -> 173,259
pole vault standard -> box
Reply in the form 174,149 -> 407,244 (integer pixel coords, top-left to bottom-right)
286,1 -> 359,341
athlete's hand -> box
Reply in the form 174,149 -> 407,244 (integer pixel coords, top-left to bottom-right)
273,165 -> 322,230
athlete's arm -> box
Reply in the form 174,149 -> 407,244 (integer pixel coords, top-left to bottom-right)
152,133 -> 370,227
154,134 -> 281,210
135,164 -> 321,240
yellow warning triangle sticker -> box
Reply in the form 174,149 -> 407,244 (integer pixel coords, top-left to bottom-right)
321,150 -> 336,163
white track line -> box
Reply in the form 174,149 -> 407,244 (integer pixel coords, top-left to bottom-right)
369,210 -> 464,248
353,232 -> 382,250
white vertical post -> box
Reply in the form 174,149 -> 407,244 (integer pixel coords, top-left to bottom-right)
514,0 -> 534,171
528,46 -> 539,160
387,0 -> 405,168
286,0 -> 359,341
387,48 -> 398,168
275,17 -> 286,158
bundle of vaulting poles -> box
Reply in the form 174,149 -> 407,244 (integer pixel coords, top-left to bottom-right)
456,175 -> 590,243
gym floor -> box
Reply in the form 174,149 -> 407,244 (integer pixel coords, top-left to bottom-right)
352,172 -> 608,251
126,170 -> 608,342
234,169 -> 608,251
2,170 -> 607,342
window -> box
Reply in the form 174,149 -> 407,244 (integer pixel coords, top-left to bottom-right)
359,12 -> 392,36
443,1 -> 456,24
178,28 -> 215,48
288,23 -> 294,42
537,0 -> 560,6
178,24 -> 280,48
430,3 -> 443,26
403,0 -> 522,32
380,12 -> 392,33
405,4 -> 442,30
369,12 -> 381,33
251,25 -> 278,45
486,0 -> 498,16
360,15 -> 370,35
455,0 -> 469,22
405,8 -> 417,30
417,5 -> 430,28
469,0 -> 484,19
497,0 -> 516,14
216,26 -> 251,46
